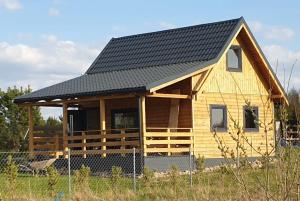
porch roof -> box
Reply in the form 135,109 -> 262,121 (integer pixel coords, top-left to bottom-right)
14,18 -> 243,103
14,61 -> 207,103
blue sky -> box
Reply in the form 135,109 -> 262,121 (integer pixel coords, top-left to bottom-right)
0,0 -> 299,117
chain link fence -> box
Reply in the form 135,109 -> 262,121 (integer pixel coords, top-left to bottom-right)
0,148 -> 199,201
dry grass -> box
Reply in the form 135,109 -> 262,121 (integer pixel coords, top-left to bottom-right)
1,165 -> 297,201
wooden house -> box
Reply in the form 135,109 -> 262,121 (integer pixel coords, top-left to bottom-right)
14,17 -> 287,168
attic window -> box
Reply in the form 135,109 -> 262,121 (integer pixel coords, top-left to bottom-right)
227,45 -> 242,71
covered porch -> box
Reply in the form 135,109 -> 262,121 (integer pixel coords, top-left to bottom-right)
26,79 -> 194,158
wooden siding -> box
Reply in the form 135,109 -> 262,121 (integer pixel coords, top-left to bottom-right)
192,32 -> 275,158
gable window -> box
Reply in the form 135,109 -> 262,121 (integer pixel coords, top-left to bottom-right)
227,45 -> 242,71
244,106 -> 259,132
210,105 -> 227,132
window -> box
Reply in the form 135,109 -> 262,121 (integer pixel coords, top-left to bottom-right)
244,106 -> 259,132
227,45 -> 242,71
111,109 -> 138,129
210,105 -> 227,132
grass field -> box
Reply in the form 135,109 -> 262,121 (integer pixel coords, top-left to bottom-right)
1,166 -> 297,201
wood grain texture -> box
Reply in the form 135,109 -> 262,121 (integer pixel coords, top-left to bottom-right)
192,32 -> 275,158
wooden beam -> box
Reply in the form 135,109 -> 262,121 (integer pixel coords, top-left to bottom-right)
62,102 -> 68,157
271,95 -> 283,99
100,98 -> 106,157
168,90 -> 180,128
28,106 -> 34,155
139,96 -> 147,156
149,66 -> 213,93
193,68 -> 213,94
19,94 -> 138,106
146,93 -> 191,99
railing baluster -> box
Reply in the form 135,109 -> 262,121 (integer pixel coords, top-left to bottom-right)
102,130 -> 106,157
167,128 -> 171,156
82,132 -> 86,158
121,129 -> 125,156
55,134 -> 59,158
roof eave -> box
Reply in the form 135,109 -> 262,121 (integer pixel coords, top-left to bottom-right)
13,86 -> 148,104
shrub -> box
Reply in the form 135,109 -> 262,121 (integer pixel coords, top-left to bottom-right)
4,155 -> 18,188
195,155 -> 205,172
141,166 -> 155,188
3,155 -> 18,199
47,165 -> 59,197
74,165 -> 91,190
110,166 -> 123,191
169,165 -> 181,192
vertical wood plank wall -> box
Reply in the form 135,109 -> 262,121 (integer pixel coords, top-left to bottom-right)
192,36 -> 275,158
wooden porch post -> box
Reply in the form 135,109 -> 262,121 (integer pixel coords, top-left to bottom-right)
100,98 -> 106,157
139,96 -> 147,156
28,106 -> 34,155
63,102 -> 68,157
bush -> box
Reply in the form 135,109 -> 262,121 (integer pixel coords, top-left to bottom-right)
110,166 -> 123,189
4,155 -> 18,187
3,155 -> 18,199
141,166 -> 155,188
47,165 -> 59,197
169,165 -> 181,192
74,165 -> 91,190
195,155 -> 205,172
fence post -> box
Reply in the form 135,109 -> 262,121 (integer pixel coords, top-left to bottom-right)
189,147 -> 193,188
68,148 -> 71,196
133,147 -> 136,193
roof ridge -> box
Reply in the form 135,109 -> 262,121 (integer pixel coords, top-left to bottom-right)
112,17 -> 242,41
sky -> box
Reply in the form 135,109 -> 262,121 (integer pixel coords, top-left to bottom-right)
0,0 -> 300,118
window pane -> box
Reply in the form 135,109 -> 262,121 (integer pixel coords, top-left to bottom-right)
245,107 -> 258,129
227,48 -> 240,69
112,109 -> 138,129
212,108 -> 225,128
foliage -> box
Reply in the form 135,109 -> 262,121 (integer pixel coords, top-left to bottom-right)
168,165 -> 181,193
4,155 -> 19,187
74,165 -> 91,190
111,166 -> 123,190
286,88 -> 300,123
47,165 -> 59,197
195,155 -> 205,172
0,86 -> 43,151
141,166 -> 155,188
43,116 -> 62,127
3,155 -> 19,199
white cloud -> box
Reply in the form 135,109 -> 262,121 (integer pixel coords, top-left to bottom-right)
249,21 -> 295,41
0,35 -> 102,117
159,21 -> 177,29
0,0 -> 22,11
263,44 -> 300,90
0,35 -> 101,90
48,7 -> 60,16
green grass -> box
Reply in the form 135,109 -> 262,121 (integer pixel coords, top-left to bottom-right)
0,167 -> 298,201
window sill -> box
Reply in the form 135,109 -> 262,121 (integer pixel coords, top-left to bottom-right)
244,128 -> 259,132
211,128 -> 228,133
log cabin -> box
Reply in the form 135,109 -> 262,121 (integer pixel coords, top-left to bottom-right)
14,17 -> 287,169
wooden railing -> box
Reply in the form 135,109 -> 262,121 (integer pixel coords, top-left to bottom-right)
144,128 -> 193,156
32,126 -> 63,157
32,126 -> 194,157
66,128 -> 140,157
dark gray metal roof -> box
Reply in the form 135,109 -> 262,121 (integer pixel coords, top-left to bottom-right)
15,61 -> 207,103
86,18 -> 241,74
14,17 -> 243,103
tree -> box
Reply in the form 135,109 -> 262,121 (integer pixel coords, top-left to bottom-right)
0,86 -> 43,151
286,88 -> 300,123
